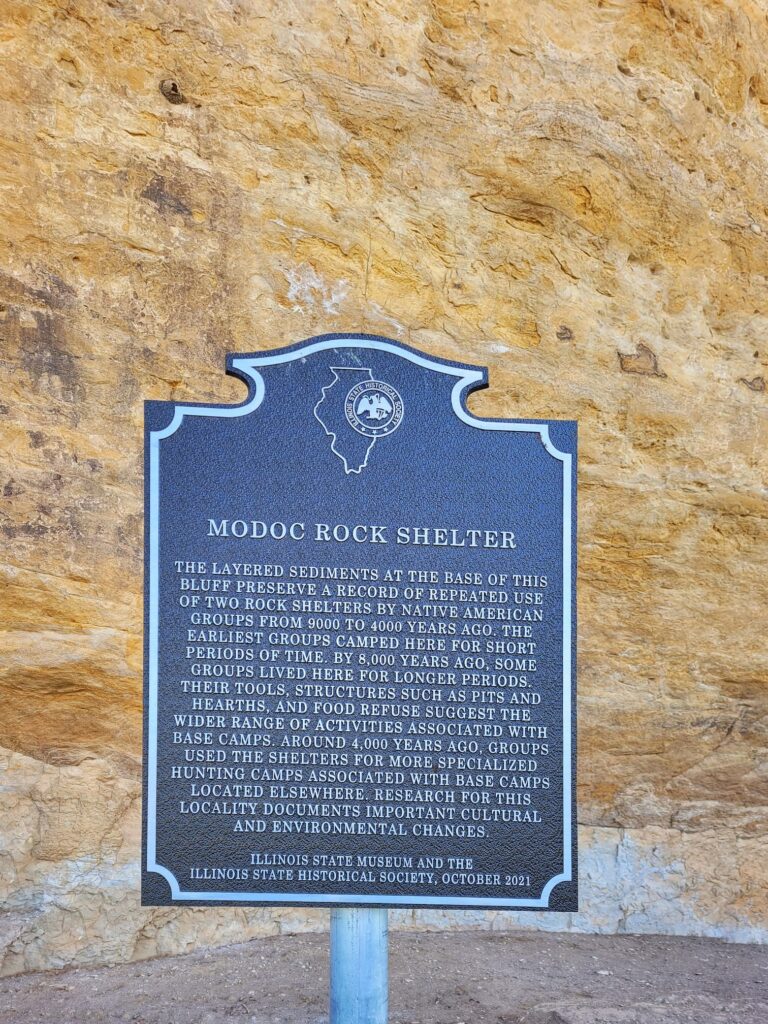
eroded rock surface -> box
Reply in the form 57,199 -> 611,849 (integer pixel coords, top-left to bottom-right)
1,0 -> 766,973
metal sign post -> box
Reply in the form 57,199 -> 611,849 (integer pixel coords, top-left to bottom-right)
330,908 -> 389,1024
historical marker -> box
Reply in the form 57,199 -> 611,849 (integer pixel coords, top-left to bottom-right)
143,334 -> 577,911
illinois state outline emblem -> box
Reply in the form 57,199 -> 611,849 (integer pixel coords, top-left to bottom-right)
314,366 -> 405,473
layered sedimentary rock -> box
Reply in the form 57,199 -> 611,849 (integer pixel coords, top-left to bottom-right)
1,0 -> 766,974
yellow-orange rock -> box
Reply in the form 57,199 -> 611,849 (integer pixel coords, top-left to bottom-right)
1,0 -> 767,974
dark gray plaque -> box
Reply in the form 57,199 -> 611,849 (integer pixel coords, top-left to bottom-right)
143,334 -> 577,910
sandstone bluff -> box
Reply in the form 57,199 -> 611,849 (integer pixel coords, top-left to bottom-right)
1,0 -> 766,974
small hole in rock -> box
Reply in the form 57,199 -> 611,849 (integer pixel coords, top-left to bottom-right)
160,79 -> 185,104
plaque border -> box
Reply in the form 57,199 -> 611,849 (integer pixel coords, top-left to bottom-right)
144,333 -> 575,909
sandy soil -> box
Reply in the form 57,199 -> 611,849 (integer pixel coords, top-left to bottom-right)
1,929 -> 766,1024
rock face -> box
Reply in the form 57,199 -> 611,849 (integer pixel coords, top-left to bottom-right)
1,0 -> 766,975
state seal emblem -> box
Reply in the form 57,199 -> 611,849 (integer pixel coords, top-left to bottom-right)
344,380 -> 404,438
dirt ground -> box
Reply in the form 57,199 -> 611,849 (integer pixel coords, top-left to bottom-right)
1,929 -> 766,1024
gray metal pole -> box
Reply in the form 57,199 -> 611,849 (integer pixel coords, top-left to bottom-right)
330,908 -> 388,1024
